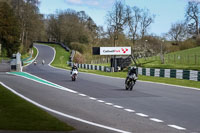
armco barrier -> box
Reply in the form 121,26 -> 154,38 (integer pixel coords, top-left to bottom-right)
67,61 -> 112,72
67,62 -> 200,81
137,67 -> 200,81
198,72 -> 200,81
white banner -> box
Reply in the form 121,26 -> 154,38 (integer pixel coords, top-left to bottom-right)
100,47 -> 131,55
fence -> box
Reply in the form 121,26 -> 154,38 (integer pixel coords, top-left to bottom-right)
141,54 -> 200,65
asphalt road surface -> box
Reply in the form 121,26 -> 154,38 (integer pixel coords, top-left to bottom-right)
1,44 -> 200,133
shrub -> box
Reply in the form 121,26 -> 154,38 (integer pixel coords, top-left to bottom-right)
73,51 -> 85,64
179,39 -> 196,50
68,42 -> 87,54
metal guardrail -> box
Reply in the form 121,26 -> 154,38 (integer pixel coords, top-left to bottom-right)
70,50 -> 75,62
35,41 -> 70,52
67,61 -> 111,72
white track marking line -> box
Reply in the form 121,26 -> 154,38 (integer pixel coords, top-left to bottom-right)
97,100 -> 105,103
79,93 -> 87,97
136,113 -> 149,117
105,103 -> 113,106
47,46 -> 56,66
168,125 -> 186,130
89,97 -> 97,100
113,105 -> 124,109
149,118 -> 164,123
0,82 -> 131,133
124,109 -> 135,112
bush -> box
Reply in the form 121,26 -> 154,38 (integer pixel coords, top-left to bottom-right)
179,39 -> 196,50
165,43 -> 180,53
73,51 -> 85,64
1,48 -> 7,57
68,42 -> 87,54
196,36 -> 200,46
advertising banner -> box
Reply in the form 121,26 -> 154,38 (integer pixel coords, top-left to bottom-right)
100,47 -> 131,55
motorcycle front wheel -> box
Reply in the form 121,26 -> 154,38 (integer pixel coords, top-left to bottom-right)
126,81 -> 134,91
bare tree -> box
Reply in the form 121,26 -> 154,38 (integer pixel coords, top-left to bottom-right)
126,6 -> 141,44
185,1 -> 200,36
106,0 -> 127,46
166,21 -> 188,43
140,9 -> 155,38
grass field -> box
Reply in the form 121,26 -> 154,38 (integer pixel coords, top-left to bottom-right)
138,46 -> 200,70
38,43 -> 200,89
0,84 -> 74,131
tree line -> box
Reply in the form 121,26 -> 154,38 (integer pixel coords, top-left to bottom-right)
165,1 -> 200,46
0,0 -> 199,62
0,0 -> 45,57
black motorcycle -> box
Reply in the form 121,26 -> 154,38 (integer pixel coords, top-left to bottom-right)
125,74 -> 137,91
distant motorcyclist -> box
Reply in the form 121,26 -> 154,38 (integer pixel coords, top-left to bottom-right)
34,60 -> 37,65
42,59 -> 45,65
125,66 -> 137,84
71,63 -> 78,81
71,63 -> 78,74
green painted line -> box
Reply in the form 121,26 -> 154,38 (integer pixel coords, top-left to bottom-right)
23,59 -> 34,63
22,55 -> 32,61
8,72 -> 61,88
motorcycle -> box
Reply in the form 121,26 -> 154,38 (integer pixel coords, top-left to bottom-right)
34,60 -> 37,66
42,60 -> 45,65
125,74 -> 137,91
71,70 -> 78,81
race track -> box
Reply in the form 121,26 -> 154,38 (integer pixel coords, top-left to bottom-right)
1,44 -> 200,133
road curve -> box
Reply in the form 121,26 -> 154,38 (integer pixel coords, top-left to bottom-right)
1,44 -> 200,133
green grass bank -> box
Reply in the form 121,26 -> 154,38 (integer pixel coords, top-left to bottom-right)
138,46 -> 200,71
0,84 -> 74,131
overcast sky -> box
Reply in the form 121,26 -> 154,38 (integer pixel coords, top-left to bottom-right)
39,0 -> 198,36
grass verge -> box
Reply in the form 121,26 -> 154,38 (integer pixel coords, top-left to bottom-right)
32,47 -> 37,59
0,84 -> 74,131
39,43 -> 70,68
38,43 -> 200,89
137,46 -> 200,71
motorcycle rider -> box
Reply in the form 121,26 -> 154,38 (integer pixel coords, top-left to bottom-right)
42,59 -> 45,65
34,60 -> 37,65
125,66 -> 137,84
71,63 -> 78,74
